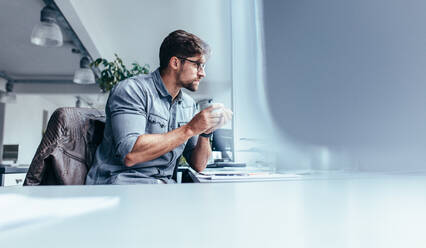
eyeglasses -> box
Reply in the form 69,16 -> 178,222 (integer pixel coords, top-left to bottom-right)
177,57 -> 206,71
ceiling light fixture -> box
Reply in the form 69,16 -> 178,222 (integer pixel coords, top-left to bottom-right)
30,5 -> 63,47
73,57 -> 95,84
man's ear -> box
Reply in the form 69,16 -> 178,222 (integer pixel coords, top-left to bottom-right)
169,56 -> 180,70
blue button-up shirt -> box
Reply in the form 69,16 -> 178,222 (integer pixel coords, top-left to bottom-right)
86,68 -> 198,184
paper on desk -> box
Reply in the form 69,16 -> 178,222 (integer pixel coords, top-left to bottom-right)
0,194 -> 119,231
200,170 -> 256,176
198,170 -> 302,180
210,173 -> 302,180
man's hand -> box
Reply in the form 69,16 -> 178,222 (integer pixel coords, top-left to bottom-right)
186,103 -> 233,135
203,107 -> 233,134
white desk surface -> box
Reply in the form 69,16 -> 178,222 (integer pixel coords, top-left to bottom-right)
1,171 -> 426,248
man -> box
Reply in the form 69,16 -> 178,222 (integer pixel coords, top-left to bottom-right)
86,30 -> 232,184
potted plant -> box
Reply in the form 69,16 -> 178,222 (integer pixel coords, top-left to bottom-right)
91,53 -> 150,92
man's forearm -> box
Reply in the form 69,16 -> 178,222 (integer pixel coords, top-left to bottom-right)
189,136 -> 212,172
124,125 -> 194,167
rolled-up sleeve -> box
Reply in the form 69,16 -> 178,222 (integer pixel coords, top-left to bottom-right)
109,79 -> 148,163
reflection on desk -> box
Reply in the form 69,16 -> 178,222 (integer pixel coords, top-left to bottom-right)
0,194 -> 119,231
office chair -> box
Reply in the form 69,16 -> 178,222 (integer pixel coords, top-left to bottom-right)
24,107 -> 105,185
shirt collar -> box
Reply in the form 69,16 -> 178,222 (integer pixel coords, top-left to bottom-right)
153,68 -> 183,102
153,68 -> 170,98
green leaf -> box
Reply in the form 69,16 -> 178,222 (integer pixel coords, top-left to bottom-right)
90,54 -> 150,91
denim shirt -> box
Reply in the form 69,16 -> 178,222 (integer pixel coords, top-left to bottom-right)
86,68 -> 198,184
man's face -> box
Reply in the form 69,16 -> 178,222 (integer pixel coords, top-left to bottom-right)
176,54 -> 206,92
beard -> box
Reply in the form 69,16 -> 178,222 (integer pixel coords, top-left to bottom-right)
177,69 -> 200,92
182,81 -> 199,92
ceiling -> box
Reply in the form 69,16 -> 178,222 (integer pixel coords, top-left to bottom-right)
0,0 -> 82,78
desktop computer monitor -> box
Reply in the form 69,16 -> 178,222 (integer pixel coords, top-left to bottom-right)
212,129 -> 233,161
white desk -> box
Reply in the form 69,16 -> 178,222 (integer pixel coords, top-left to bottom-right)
1,171 -> 426,248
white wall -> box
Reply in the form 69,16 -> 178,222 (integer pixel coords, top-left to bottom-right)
2,94 -> 101,165
3,95 -> 59,165
0,77 -> 6,91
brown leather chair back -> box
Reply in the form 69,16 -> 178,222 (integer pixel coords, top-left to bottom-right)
24,107 -> 105,185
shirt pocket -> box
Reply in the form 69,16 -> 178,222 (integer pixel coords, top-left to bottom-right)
146,113 -> 168,134
176,106 -> 194,129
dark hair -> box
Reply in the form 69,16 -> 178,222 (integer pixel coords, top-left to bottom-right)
159,30 -> 210,71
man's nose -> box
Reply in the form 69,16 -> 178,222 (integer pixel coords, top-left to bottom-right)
198,67 -> 206,78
